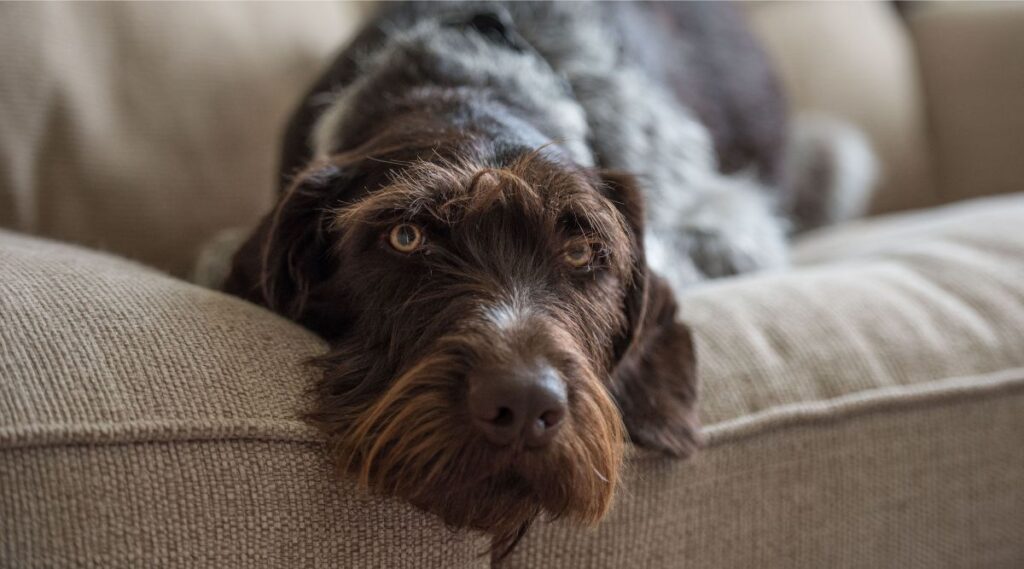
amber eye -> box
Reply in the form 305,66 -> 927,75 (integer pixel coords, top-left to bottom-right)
563,238 -> 595,268
388,223 -> 424,253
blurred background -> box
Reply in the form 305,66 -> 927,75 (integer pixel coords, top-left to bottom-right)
1,1 -> 1022,277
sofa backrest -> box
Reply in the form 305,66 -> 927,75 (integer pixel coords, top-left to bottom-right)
0,2 -> 366,276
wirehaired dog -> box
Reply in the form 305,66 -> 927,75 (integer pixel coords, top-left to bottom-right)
218,1 -> 875,555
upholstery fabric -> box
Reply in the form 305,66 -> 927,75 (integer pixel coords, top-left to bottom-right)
908,3 -> 1024,206
501,380 -> 1023,569
0,230 -> 490,569
0,2 -> 366,277
4,194 -> 1023,567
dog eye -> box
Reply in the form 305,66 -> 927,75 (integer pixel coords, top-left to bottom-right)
563,238 -> 595,268
388,223 -> 424,253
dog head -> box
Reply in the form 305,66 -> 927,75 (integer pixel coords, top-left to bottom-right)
226,127 -> 699,554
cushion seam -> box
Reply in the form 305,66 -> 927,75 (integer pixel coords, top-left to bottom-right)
3,366 -> 1023,451
701,366 -> 1024,448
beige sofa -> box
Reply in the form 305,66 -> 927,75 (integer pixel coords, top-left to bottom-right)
2,3 -> 1022,568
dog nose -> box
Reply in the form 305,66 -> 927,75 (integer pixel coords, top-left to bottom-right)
468,363 -> 568,448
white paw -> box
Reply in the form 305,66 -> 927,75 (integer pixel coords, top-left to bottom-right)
686,174 -> 789,277
646,174 -> 789,289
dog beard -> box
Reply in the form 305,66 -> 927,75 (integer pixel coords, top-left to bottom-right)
309,343 -> 626,556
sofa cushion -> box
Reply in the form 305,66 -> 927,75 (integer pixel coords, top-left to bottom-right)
3,194 -> 1023,568
0,230 -> 490,569
694,194 -> 1024,425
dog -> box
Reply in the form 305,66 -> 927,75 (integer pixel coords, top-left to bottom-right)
217,1 -> 875,556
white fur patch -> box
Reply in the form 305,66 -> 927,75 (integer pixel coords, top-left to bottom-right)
484,299 -> 533,332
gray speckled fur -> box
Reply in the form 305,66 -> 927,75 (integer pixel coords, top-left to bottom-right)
313,14 -> 594,168
302,2 -> 868,296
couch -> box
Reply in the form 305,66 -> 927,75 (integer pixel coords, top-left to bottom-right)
2,2 -> 1022,567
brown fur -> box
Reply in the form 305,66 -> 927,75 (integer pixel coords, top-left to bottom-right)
213,0 -> 863,555
225,43 -> 700,556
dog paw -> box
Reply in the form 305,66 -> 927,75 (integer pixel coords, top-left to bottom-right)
679,180 -> 789,279
782,114 -> 879,233
685,226 -> 781,278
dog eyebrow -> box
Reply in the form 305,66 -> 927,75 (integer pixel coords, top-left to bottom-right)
560,192 -> 630,242
557,209 -> 600,237
332,174 -> 452,228
331,155 -> 630,260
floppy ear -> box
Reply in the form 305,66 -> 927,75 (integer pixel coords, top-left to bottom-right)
223,162 -> 350,330
600,171 -> 702,458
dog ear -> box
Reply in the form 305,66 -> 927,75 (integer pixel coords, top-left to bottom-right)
224,162 -> 350,327
612,272 -> 701,457
599,171 -> 702,458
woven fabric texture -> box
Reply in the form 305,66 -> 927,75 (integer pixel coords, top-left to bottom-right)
0,231 -> 490,569
501,374 -> 1024,568
3,194 -> 1024,567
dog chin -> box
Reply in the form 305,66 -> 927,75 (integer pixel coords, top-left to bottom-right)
311,350 -> 626,554
333,409 -> 623,555
402,434 -> 622,555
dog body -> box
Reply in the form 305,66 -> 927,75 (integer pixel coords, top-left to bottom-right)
283,2 -> 791,295
222,1 -> 872,554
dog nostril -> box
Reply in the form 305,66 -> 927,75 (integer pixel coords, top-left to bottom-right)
524,398 -> 566,448
539,409 -> 564,429
493,407 -> 515,427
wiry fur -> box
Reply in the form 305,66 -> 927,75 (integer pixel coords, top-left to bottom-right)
218,0 -> 873,556
304,2 -> 792,295
225,137 -> 680,555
